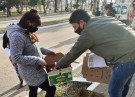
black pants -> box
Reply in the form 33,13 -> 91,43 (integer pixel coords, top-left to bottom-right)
29,79 -> 56,97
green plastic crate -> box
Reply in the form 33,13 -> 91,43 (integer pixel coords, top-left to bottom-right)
48,67 -> 72,86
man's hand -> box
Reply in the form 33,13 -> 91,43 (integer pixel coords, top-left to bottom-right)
53,67 -> 57,71
53,66 -> 61,71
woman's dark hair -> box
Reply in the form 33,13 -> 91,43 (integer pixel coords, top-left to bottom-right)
18,9 -> 41,29
69,9 -> 90,24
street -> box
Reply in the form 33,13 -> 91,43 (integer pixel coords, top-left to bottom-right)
0,14 -> 70,29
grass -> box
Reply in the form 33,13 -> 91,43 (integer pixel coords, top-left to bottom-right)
41,18 -> 68,26
0,6 -> 92,34
0,12 -> 68,34
0,18 -> 69,34
0,7 -> 91,34
37,81 -> 91,97
37,91 -> 46,97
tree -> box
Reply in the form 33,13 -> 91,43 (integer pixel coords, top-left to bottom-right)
81,0 -> 86,9
28,0 -> 38,6
73,0 -> 80,9
16,0 -> 23,14
65,0 -> 69,12
70,0 -> 73,12
54,0 -> 57,13
92,0 -> 97,15
41,0 -> 46,14
23,0 -> 29,11
90,0 -> 93,11
0,0 -> 7,13
6,0 -> 24,16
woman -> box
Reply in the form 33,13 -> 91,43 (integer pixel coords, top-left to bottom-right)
7,9 -> 56,97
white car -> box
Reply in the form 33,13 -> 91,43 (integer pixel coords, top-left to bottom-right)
113,3 -> 130,23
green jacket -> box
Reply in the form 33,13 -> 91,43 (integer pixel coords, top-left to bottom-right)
56,16 -> 135,68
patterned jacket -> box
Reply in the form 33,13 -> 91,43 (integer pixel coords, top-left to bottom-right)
7,24 -> 52,86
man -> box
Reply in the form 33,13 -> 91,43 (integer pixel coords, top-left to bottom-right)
55,9 -> 135,97
95,8 -> 101,16
104,4 -> 115,17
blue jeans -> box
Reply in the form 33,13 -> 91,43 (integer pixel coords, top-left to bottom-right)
108,60 -> 135,97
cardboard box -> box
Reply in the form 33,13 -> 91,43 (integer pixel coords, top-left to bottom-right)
82,54 -> 112,84
88,53 -> 107,68
48,67 -> 72,86
45,52 -> 72,86
74,88 -> 104,97
44,53 -> 64,72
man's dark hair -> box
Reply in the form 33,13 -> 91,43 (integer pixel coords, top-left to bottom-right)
18,9 -> 41,29
105,4 -> 115,17
69,9 -> 90,24
104,4 -> 112,10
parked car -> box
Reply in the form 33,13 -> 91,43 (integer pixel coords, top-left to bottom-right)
113,3 -> 130,23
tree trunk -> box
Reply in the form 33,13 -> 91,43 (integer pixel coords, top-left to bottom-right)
54,0 -> 57,13
65,0 -> 68,12
42,0 -> 46,15
93,0 -> 97,15
60,0 -> 62,13
7,7 -> 11,17
97,0 -> 99,8
70,0 -> 72,12
76,0 -> 79,9
90,0 -> 93,11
